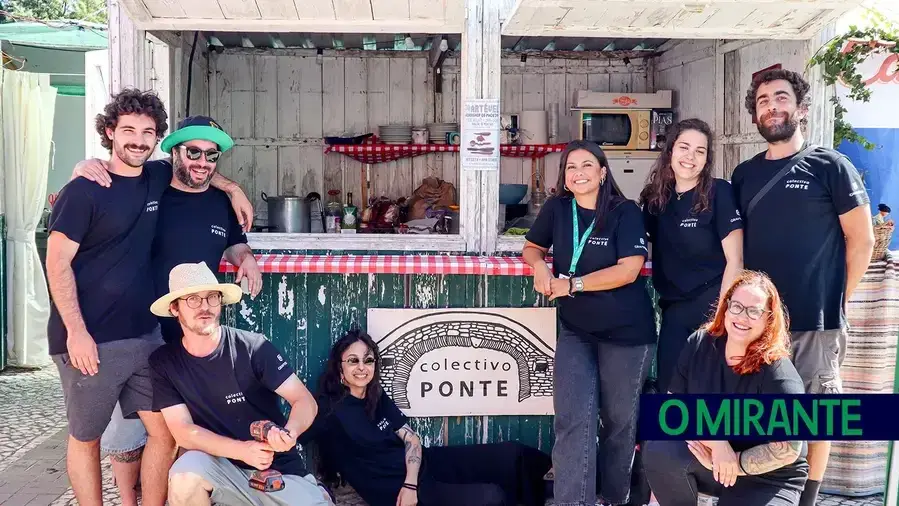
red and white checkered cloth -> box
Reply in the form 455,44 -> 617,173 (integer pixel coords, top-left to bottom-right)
220,254 -> 652,276
324,143 -> 567,164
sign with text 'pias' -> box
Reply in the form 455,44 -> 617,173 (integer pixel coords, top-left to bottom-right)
367,308 -> 558,417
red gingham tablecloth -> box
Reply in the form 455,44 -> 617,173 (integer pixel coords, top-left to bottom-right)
220,254 -> 652,277
324,143 -> 567,164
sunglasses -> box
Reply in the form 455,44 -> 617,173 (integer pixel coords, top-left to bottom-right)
727,299 -> 768,320
343,357 -> 376,367
179,145 -> 222,163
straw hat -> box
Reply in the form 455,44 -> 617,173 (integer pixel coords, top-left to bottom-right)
150,261 -> 243,317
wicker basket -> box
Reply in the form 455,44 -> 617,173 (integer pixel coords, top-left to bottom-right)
872,222 -> 894,261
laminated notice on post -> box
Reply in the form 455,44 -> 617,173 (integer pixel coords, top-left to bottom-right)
461,99 -> 500,171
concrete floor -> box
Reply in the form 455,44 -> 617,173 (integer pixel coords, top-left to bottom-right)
0,366 -> 887,506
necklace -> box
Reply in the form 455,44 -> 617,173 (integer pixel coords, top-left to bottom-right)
676,190 -> 688,200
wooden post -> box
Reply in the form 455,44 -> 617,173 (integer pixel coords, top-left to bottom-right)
107,0 -> 148,92
460,0 -> 502,253
805,21 -> 837,149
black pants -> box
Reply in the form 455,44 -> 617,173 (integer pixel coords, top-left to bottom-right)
656,284 -> 719,392
419,441 -> 552,506
642,440 -> 805,506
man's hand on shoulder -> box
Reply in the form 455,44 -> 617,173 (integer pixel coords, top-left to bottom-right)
72,158 -> 111,187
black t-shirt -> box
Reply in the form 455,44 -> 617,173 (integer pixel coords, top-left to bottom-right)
300,390 -> 420,506
644,179 -> 743,303
149,326 -> 308,476
47,161 -> 173,355
152,179 -> 248,342
525,196 -> 655,344
669,330 -> 808,489
731,147 -> 869,331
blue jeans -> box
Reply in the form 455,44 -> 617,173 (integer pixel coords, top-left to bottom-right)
552,324 -> 654,505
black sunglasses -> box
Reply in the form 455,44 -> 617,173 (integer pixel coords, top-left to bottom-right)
179,145 -> 221,163
342,356 -> 376,366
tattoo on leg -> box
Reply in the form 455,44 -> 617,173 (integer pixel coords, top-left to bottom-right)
111,448 -> 144,463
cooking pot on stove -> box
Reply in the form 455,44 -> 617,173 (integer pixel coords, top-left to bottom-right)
261,192 -> 310,233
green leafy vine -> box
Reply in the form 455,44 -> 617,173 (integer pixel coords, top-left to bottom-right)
808,9 -> 898,150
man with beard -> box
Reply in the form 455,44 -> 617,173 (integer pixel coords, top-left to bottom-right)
72,115 -> 264,504
730,68 -> 875,506
147,261 -> 331,506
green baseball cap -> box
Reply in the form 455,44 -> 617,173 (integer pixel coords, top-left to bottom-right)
160,115 -> 235,153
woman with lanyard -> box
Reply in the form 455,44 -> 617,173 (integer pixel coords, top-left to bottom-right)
639,118 -> 743,393
523,140 -> 657,506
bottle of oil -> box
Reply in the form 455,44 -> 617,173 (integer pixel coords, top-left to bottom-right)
341,192 -> 358,233
325,189 -> 342,233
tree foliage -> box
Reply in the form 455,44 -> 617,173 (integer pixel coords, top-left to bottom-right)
4,0 -> 107,23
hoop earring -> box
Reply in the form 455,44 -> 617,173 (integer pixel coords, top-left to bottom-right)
563,185 -> 569,192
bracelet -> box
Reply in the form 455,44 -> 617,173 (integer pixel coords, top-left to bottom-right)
402,483 -> 418,491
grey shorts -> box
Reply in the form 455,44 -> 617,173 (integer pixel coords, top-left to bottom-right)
170,450 -> 333,506
790,326 -> 847,394
52,326 -> 165,442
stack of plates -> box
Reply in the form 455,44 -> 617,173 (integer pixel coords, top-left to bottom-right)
379,124 -> 412,144
427,123 -> 458,145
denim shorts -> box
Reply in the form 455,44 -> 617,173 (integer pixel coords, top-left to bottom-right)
101,401 -> 148,454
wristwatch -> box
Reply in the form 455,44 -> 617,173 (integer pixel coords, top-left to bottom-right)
570,277 -> 584,294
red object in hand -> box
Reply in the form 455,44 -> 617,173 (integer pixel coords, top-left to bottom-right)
48,193 -> 58,207
248,420 -> 286,493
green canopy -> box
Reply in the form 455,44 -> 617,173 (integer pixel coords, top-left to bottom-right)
0,21 -> 107,51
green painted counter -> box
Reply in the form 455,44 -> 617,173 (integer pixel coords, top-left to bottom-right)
217,250 -> 659,451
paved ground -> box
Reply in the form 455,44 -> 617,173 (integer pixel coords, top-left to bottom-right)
0,366 -> 887,506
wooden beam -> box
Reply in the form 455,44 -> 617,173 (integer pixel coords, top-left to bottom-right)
460,0 -> 502,254
128,17 -> 463,33
108,0 -> 148,91
117,0 -> 152,23
720,131 -> 766,145
523,0 -> 857,8
713,40 -> 725,178
501,25 -> 827,39
717,39 -> 761,55
804,21 -> 837,148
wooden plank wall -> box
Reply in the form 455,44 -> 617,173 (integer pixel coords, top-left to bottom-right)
654,39 -> 809,178
208,50 -> 649,224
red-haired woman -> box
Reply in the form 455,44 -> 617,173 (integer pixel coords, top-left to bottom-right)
642,270 -> 808,506
639,118 -> 743,393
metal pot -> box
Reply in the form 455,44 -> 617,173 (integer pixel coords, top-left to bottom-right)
261,192 -> 310,233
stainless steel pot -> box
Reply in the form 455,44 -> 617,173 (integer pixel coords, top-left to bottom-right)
261,192 -> 310,233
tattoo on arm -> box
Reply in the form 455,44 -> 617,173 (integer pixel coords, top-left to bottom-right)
399,425 -> 422,465
739,441 -> 802,475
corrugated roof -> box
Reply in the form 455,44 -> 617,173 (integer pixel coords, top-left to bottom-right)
0,22 -> 107,50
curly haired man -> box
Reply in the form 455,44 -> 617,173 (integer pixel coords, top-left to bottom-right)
730,68 -> 875,506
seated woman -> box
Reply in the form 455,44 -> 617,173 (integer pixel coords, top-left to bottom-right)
642,270 -> 809,506
299,329 -> 553,506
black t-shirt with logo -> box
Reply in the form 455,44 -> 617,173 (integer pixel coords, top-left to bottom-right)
643,178 -> 743,303
152,175 -> 248,342
47,161 -> 173,355
525,196 -> 655,344
668,330 -> 809,490
149,326 -> 308,476
300,390 -> 418,506
731,147 -> 869,331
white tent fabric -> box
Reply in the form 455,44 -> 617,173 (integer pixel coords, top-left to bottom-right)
1,69 -> 56,368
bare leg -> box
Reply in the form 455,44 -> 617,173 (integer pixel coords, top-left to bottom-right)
807,441 -> 830,481
168,472 -> 214,506
110,448 -> 143,506
137,411 -> 177,506
67,435 -> 103,506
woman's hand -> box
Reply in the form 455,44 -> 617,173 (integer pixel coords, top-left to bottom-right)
532,263 -> 553,297
548,277 -> 571,300
396,487 -> 418,506
690,441 -> 739,487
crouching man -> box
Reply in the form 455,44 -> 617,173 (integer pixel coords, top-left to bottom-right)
147,261 -> 333,506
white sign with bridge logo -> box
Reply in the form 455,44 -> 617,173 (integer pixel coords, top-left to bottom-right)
367,308 -> 557,417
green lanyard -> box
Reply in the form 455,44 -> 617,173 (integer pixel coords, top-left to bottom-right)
568,198 -> 595,276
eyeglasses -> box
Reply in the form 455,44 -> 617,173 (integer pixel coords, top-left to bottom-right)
180,292 -> 223,309
727,299 -> 768,320
342,357 -> 376,367
179,145 -> 221,163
